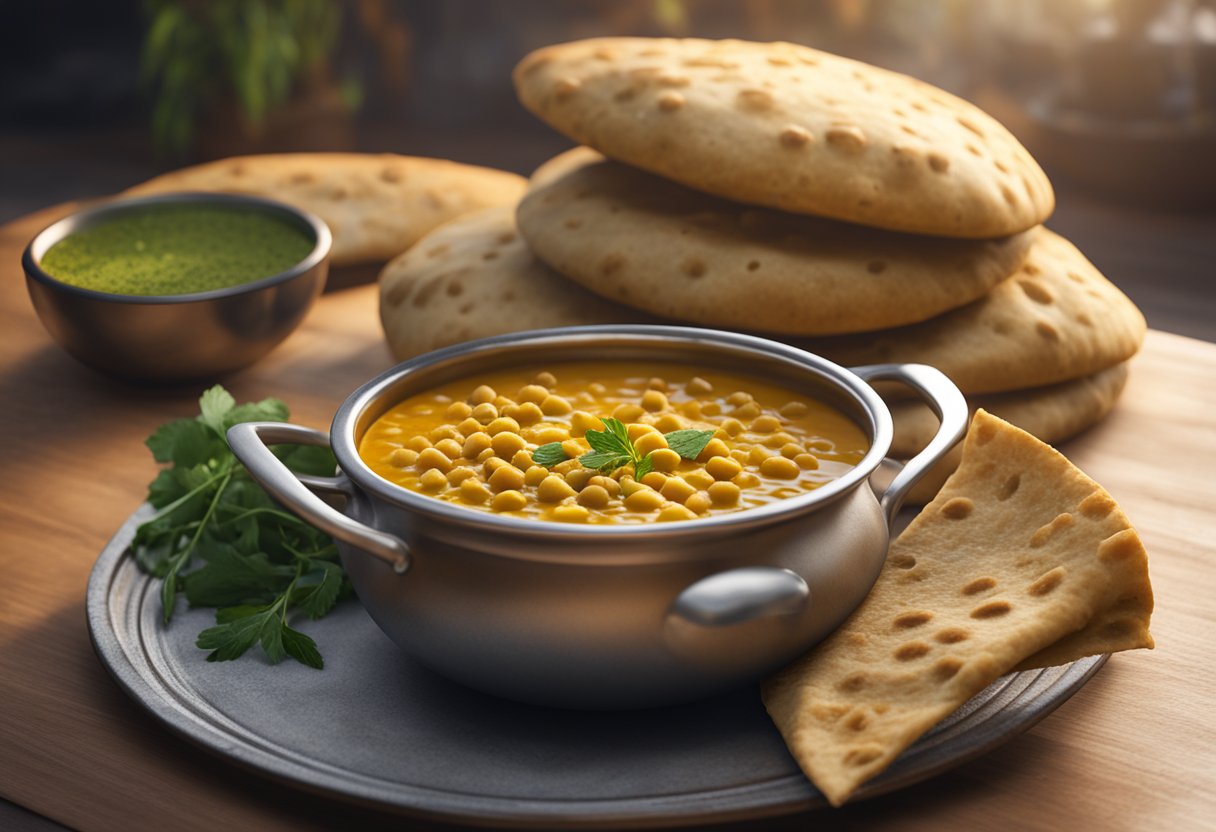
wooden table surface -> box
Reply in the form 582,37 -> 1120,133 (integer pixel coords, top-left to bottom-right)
1,204 -> 1214,832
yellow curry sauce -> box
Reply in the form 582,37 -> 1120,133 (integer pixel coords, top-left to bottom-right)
358,362 -> 868,524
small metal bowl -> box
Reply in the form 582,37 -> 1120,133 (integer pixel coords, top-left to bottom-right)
229,326 -> 967,709
22,192 -> 331,381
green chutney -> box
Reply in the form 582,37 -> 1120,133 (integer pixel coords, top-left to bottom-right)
40,204 -> 314,296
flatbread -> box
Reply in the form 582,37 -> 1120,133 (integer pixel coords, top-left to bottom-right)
126,153 -> 527,266
891,362 -> 1130,504
798,229 -> 1146,393
514,38 -> 1053,237
762,410 -> 1153,806
378,206 -> 651,360
517,151 -> 1035,336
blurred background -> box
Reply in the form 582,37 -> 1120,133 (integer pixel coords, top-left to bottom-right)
2,0 -> 1214,336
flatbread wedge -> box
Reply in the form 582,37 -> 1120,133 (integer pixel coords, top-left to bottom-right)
762,410 -> 1153,806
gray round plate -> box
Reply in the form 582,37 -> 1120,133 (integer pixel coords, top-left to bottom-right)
87,505 -> 1106,829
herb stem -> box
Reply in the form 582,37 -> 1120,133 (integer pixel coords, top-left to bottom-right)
161,463 -> 234,624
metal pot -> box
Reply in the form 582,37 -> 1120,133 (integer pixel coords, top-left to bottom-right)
228,326 -> 966,708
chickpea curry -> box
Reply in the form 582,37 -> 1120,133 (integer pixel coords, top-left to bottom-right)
358,362 -> 868,524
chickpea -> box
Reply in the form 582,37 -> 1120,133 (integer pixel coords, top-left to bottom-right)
456,417 -> 482,436
657,502 -> 696,522
460,478 -> 491,504
565,468 -> 595,491
406,436 -> 432,452
510,449 -> 535,470
748,446 -> 774,466
517,384 -> 549,404
524,465 -> 549,486
577,484 -> 611,508
532,426 -> 570,445
733,402 -> 762,420
683,469 -> 715,490
389,448 -> 418,467
751,415 -> 783,434
720,417 -> 746,437
654,413 -> 687,433
486,416 -> 521,436
476,447 -> 497,463
613,403 -> 645,422
780,442 -> 805,459
618,477 -> 647,497
430,425 -> 461,443
446,466 -> 478,485
416,447 -> 452,472
780,401 -> 810,418
560,438 -> 585,459
491,490 -> 529,512
685,491 -> 712,515
760,455 -> 800,479
462,432 -> 492,459
445,401 -> 473,421
494,396 -> 514,409
641,389 -> 668,412
807,438 -> 835,452
764,431 -> 797,449
795,453 -> 820,470
726,391 -> 753,406
729,449 -> 750,464
680,401 -> 703,419
588,382 -> 607,396
472,402 -> 499,423
624,488 -> 664,512
627,422 -> 658,440
469,385 -> 496,405
434,438 -> 464,459
541,394 -> 572,416
491,431 -> 527,458
419,469 -> 448,491
553,458 -> 581,475
489,465 -> 526,493
687,376 -> 713,395
514,401 -> 544,426
660,476 -> 697,503
733,472 -> 761,489
700,401 -> 721,416
537,474 -> 577,502
588,475 -> 621,497
553,504 -> 590,523
697,438 -> 730,461
708,481 -> 741,505
483,456 -> 511,477
705,456 -> 743,481
646,377 -> 668,391
570,411 -> 603,437
633,431 -> 668,455
649,449 -> 682,472
640,471 -> 668,490
533,371 -> 557,387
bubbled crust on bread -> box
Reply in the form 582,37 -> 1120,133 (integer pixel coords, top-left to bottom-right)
514,38 -> 1053,238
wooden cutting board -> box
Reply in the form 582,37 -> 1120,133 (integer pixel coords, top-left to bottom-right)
1,205 -> 1213,832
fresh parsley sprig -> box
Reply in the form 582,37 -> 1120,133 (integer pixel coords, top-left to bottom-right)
532,416 -> 715,479
128,385 -> 347,669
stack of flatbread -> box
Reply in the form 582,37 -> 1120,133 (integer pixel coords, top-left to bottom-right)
377,37 -> 1146,502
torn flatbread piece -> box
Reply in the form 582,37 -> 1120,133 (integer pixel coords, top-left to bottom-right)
762,410 -> 1153,806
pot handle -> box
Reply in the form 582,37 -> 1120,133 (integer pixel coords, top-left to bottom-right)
849,363 -> 969,526
226,422 -> 411,574
668,567 -> 809,627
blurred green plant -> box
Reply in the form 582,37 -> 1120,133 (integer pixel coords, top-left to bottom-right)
141,0 -> 358,154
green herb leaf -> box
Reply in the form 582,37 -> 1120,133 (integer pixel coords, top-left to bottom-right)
579,451 -> 632,472
584,423 -> 631,456
129,385 -> 346,668
634,453 -> 654,481
198,385 -> 236,436
664,429 -> 716,460
281,626 -> 324,669
531,442 -> 568,467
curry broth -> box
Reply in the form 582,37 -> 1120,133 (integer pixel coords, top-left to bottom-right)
358,361 -> 868,524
